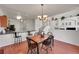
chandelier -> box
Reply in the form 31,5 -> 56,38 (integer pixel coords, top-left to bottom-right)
38,4 -> 48,22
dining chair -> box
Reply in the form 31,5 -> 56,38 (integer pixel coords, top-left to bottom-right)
41,35 -> 54,53
26,37 -> 38,54
47,32 -> 54,46
49,35 -> 54,46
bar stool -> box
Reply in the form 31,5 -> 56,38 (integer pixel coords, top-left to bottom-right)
14,36 -> 22,43
14,32 -> 22,44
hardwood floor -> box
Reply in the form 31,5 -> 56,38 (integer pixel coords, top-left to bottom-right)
54,40 -> 79,54
0,40 -> 79,54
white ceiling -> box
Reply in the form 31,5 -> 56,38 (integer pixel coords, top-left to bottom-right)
0,4 -> 79,20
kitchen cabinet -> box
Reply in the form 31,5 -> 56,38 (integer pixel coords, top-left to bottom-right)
0,16 -> 8,27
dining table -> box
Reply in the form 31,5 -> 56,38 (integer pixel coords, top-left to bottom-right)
31,35 -> 48,54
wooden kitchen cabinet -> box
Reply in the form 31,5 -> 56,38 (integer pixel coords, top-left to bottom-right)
0,16 -> 8,27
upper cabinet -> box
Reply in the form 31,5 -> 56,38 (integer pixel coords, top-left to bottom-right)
0,16 -> 8,27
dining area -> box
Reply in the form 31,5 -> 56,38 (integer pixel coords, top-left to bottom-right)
0,27 -> 54,54
26,31 -> 54,54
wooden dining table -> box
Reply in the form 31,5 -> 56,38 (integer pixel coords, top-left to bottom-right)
31,35 -> 48,54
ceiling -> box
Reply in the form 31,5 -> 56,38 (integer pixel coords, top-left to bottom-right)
0,4 -> 79,20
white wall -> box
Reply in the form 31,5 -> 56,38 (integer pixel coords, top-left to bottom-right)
35,19 -> 42,31
49,8 -> 79,46
9,19 -> 35,32
25,19 -> 35,31
9,19 -> 21,32
53,30 -> 79,46
0,9 -> 4,16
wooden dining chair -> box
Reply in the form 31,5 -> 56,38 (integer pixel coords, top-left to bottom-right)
41,35 -> 54,53
49,35 -> 54,46
26,37 -> 38,54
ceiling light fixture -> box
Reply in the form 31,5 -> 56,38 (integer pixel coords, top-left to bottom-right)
16,15 -> 22,20
38,4 -> 48,22
16,15 -> 23,22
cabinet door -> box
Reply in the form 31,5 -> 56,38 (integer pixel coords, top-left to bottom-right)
0,16 -> 7,27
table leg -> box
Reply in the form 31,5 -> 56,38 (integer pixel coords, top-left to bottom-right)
37,44 -> 39,54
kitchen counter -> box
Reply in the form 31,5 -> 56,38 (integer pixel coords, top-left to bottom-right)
0,32 -> 28,48
0,30 -> 37,48
0,34 -> 14,47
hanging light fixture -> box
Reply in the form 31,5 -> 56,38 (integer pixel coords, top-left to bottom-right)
16,14 -> 23,22
37,4 -> 48,22
16,15 -> 22,20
